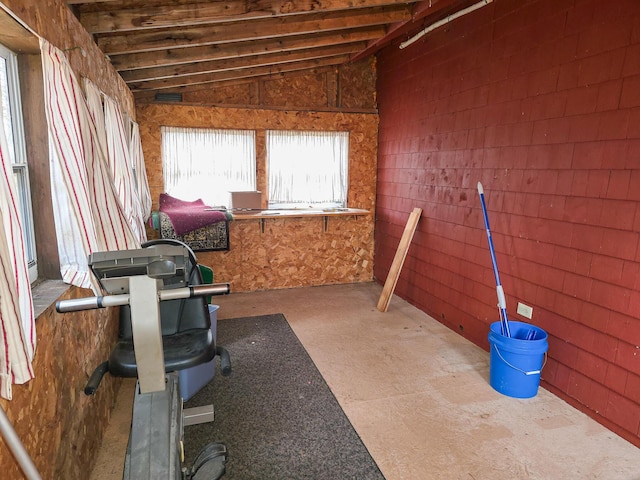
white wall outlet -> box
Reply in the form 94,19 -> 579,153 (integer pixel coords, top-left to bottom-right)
517,302 -> 533,319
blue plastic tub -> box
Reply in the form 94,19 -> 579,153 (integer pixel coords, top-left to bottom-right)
488,320 -> 548,398
179,305 -> 218,401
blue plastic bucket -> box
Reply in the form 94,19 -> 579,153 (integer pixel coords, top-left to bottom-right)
179,305 -> 218,401
488,321 -> 548,398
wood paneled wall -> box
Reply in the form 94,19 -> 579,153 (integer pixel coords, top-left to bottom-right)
0,1 -> 133,478
135,58 -> 377,111
1,0 -> 134,115
375,0 -> 640,447
137,101 -> 379,292
0,5 -> 378,477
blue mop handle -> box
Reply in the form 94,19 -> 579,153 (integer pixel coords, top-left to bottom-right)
477,182 -> 511,337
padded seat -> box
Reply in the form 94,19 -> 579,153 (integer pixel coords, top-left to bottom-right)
109,239 -> 214,377
108,328 -> 215,378
85,239 -> 226,395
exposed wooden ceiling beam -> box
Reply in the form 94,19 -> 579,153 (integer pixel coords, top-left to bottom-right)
67,0 -> 482,94
81,0 -> 421,34
120,41 -> 367,82
128,54 -> 351,91
67,0 -> 122,4
96,5 -> 412,55
81,2 -> 248,34
111,26 -> 385,71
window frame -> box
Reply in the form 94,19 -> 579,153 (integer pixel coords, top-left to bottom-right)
161,126 -> 257,208
0,42 -> 37,283
266,129 -> 349,210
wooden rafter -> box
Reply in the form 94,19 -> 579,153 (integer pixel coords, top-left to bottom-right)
120,41 -> 368,83
111,26 -> 386,71
96,5 -> 412,55
66,0 -> 484,94
80,0 -> 422,34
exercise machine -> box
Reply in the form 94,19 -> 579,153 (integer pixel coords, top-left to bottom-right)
56,241 -> 231,479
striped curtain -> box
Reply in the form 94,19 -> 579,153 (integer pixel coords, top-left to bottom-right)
0,77 -> 35,399
129,121 -> 152,222
40,38 -> 139,291
85,79 -> 148,242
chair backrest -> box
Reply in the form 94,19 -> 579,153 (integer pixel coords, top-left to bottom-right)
118,241 -> 211,338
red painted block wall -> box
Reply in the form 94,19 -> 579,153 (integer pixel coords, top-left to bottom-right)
375,0 -> 640,446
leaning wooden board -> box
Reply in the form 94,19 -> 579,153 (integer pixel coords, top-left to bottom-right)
377,207 -> 422,312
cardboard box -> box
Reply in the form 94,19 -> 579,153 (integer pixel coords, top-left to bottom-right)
229,191 -> 262,210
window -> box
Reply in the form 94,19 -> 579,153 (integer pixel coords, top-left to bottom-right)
162,126 -> 256,207
267,130 -> 349,209
0,43 -> 36,282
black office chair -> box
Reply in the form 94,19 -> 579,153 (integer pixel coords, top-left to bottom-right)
85,238 -> 231,395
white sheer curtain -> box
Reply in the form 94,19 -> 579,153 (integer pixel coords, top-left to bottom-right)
40,38 -> 139,291
0,79 -> 35,399
267,130 -> 349,207
162,127 -> 256,207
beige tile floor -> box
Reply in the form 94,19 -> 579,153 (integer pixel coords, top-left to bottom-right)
90,282 -> 640,480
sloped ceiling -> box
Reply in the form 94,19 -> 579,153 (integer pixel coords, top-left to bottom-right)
66,0 -> 478,99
